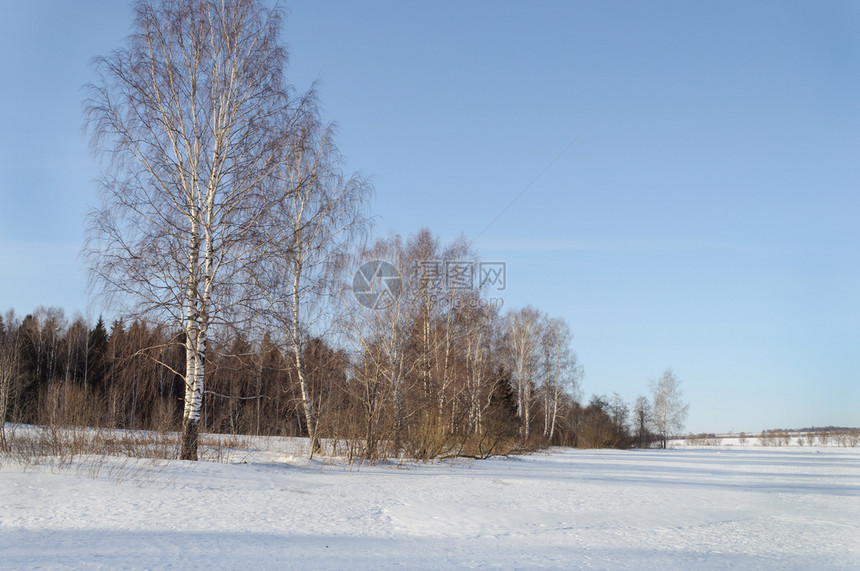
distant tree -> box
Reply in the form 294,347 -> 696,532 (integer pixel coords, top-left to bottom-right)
103,320 -> 126,426
207,333 -> 255,435
86,317 -> 109,394
63,316 -> 90,385
253,332 -> 285,436
577,395 -> 617,448
0,311 -> 22,449
650,368 -> 689,449
607,392 -> 630,447
504,306 -> 543,441
343,235 -> 426,456
632,395 -> 652,448
17,308 -> 66,422
460,301 -> 504,446
485,365 -> 518,435
300,337 -> 349,448
539,318 -> 582,442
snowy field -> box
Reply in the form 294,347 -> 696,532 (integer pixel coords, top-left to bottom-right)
2,441 -> 859,570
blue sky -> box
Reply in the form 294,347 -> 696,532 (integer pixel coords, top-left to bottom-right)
1,1 -> 858,433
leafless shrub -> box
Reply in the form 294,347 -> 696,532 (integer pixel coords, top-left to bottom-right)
686,433 -> 719,446
758,430 -> 790,447
832,430 -> 860,448
402,411 -> 456,461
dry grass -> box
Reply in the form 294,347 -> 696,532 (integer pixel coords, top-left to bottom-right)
0,423 -> 273,482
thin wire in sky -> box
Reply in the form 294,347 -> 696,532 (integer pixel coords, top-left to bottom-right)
468,111 -> 604,250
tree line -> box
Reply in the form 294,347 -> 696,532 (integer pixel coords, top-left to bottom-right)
0,299 -> 685,458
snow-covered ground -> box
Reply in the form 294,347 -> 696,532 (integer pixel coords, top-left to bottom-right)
2,442 -> 858,570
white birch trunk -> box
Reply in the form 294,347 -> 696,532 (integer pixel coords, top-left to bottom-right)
290,266 -> 319,456
181,206 -> 204,460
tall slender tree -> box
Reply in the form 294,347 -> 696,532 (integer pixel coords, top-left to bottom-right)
539,317 -> 582,442
504,306 -> 543,441
255,116 -> 369,457
85,0 -> 313,459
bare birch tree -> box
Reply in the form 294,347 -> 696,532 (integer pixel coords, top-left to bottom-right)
255,116 -> 370,457
344,236 -> 420,454
461,300 -> 500,437
430,236 -> 479,419
504,306 -> 543,441
650,368 -> 689,449
539,317 -> 582,442
85,0 -> 309,459
341,230 -> 496,458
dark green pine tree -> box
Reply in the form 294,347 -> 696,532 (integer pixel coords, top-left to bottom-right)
488,364 -> 519,437
86,316 -> 109,394
17,314 -> 43,423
